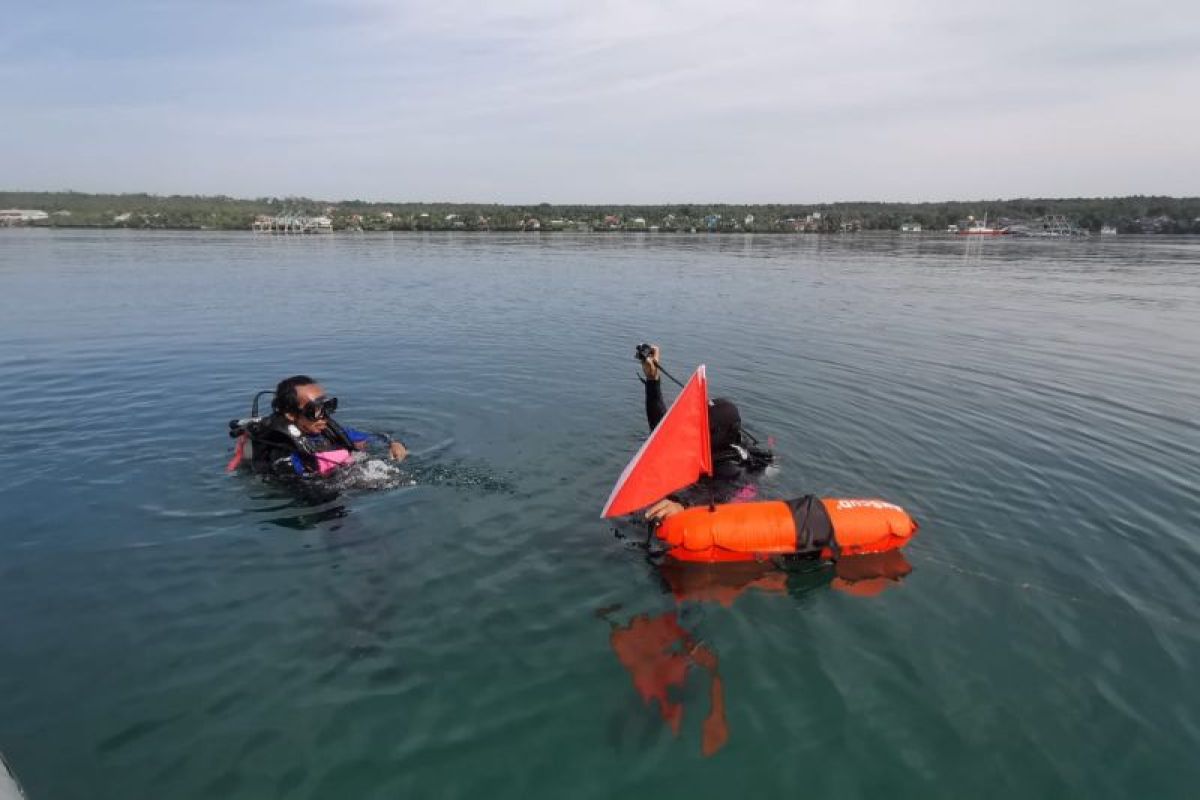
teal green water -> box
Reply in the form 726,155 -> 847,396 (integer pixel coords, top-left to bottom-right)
1,230 -> 1198,798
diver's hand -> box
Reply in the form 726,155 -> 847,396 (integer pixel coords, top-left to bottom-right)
389,441 -> 408,461
641,344 -> 661,381
644,498 -> 684,522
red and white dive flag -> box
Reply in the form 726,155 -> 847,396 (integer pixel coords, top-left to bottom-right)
602,365 -> 713,518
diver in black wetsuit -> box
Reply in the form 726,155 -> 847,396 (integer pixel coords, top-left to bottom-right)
229,375 -> 407,479
637,344 -> 773,521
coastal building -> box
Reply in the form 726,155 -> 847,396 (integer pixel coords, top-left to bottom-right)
900,222 -> 922,232
0,209 -> 49,225
1032,214 -> 1086,237
252,214 -> 332,233
1138,215 -> 1175,233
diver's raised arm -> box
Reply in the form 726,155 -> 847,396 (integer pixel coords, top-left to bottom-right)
640,344 -> 667,430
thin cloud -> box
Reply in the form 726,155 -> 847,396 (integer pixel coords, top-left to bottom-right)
2,0 -> 1196,200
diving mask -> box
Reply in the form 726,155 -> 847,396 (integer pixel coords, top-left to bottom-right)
300,395 -> 338,421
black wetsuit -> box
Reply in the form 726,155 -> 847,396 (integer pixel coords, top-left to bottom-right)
643,377 -> 769,506
247,414 -> 375,478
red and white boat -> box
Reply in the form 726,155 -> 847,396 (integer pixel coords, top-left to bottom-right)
957,215 -> 1009,236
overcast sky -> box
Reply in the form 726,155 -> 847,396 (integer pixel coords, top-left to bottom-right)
2,0 -> 1196,202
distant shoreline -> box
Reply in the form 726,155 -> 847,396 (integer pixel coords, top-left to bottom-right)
3,191 -> 1198,235
9,228 -> 1200,243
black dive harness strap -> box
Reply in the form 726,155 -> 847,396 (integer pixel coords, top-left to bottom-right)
787,495 -> 838,559
322,418 -> 358,452
249,415 -> 359,473
712,440 -> 774,471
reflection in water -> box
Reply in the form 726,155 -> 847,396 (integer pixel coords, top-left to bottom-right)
830,550 -> 913,597
600,609 -> 728,757
606,551 -> 912,756
657,560 -> 792,607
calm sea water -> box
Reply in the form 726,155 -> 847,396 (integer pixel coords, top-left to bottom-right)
1,229 -> 1197,799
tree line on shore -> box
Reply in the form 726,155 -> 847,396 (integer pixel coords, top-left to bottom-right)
3,191 -> 1198,234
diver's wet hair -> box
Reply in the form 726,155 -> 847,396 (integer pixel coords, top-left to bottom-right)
273,374 -> 317,414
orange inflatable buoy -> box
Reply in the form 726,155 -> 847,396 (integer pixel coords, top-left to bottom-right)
656,496 -> 917,563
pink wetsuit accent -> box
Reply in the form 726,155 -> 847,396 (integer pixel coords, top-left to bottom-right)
314,449 -> 354,475
731,485 -> 759,502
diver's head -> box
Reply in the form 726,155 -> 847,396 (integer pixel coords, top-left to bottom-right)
273,375 -> 338,435
708,397 -> 743,455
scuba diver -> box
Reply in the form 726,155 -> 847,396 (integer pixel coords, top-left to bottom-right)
227,375 -> 407,478
636,343 -> 774,522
